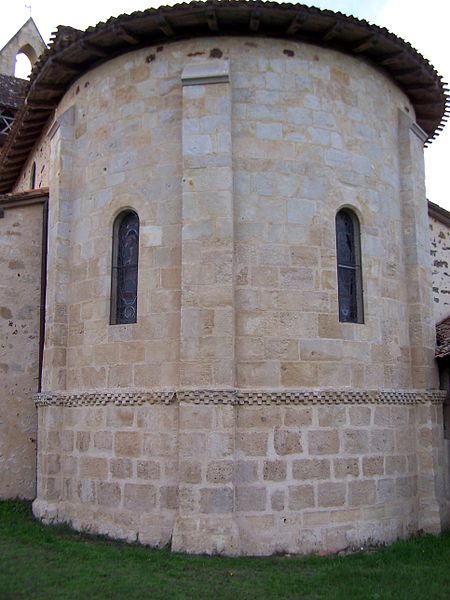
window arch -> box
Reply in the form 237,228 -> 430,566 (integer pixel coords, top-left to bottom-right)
110,210 -> 139,325
335,208 -> 364,323
30,161 -> 36,189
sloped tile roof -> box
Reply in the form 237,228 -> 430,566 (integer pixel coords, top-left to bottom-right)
436,316 -> 450,359
0,73 -> 26,110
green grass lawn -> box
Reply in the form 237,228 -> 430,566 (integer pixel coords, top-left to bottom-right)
1,501 -> 450,599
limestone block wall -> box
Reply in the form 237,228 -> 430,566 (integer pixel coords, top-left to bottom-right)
33,394 -> 449,555
26,36 -> 448,553
19,37 -> 437,395
430,215 -> 450,322
34,402 -> 179,545
0,203 -> 43,499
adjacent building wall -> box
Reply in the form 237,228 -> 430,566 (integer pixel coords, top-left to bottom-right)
430,214 -> 450,323
0,202 -> 43,498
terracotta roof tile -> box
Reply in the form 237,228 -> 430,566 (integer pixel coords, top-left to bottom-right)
436,316 -> 450,359
0,74 -> 26,110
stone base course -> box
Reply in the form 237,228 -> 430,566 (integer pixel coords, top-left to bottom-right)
33,390 -> 450,556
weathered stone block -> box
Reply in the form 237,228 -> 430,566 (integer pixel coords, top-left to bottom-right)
236,487 -> 266,512
80,457 -> 108,479
110,458 -> 133,479
333,458 -> 359,479
107,406 -> 134,427
292,458 -> 331,481
263,460 -> 287,481
237,432 -> 268,456
94,431 -> 112,451
97,482 -> 121,507
207,461 -> 233,484
318,406 -> 347,427
349,480 -> 376,507
362,456 -> 384,476
288,485 -> 315,510
124,483 -> 156,511
274,428 -> 302,455
318,482 -> 346,507
234,461 -> 258,484
308,430 -> 340,455
160,486 -> 179,510
271,490 -> 285,511
200,487 -> 234,514
60,431 -> 74,452
76,431 -> 90,452
137,460 -> 161,480
343,430 -> 369,454
237,407 -> 282,429
284,407 -> 313,427
114,432 -> 141,457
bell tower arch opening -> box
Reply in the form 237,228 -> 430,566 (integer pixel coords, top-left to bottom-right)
0,19 -> 46,77
14,46 -> 35,79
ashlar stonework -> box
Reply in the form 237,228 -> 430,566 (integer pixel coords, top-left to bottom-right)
0,1 -> 450,556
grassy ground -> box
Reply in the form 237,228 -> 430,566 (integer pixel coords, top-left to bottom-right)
1,501 -> 450,599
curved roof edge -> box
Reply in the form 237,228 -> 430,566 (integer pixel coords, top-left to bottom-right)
0,0 -> 448,193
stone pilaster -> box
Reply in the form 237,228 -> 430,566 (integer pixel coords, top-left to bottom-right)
398,110 -> 438,390
42,107 -> 75,391
173,61 -> 239,553
179,60 -> 235,389
417,401 -> 449,533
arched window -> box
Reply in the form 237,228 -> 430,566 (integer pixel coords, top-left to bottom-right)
30,161 -> 36,189
14,52 -> 32,79
335,209 -> 363,323
110,211 -> 139,324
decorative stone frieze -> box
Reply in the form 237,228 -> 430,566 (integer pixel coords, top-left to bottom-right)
34,388 -> 446,407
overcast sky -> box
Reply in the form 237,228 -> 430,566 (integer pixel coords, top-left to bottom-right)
1,0 -> 449,210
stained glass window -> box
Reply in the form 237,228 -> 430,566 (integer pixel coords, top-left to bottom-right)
336,209 -> 363,323
111,211 -> 139,324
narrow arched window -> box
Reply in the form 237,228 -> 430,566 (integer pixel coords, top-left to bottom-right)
335,209 -> 363,323
111,211 -> 139,324
30,161 -> 36,189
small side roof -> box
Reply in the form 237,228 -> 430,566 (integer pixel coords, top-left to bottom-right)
0,74 -> 26,110
429,200 -> 450,228
436,316 -> 450,360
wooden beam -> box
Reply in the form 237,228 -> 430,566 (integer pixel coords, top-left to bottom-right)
18,122 -> 44,133
112,24 -> 140,45
286,11 -> 308,35
32,82 -> 65,93
322,21 -> 344,42
80,40 -> 110,57
10,140 -> 34,151
3,156 -> 27,166
15,131 -> 41,142
206,8 -> 219,32
249,8 -> 261,32
391,65 -> 423,77
379,51 -> 405,66
157,14 -> 174,37
352,35 -> 377,53
25,100 -> 57,110
413,99 -> 440,107
50,56 -> 84,74
403,82 -> 438,92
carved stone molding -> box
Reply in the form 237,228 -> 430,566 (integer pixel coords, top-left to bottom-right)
34,388 -> 446,407
34,390 -> 175,407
